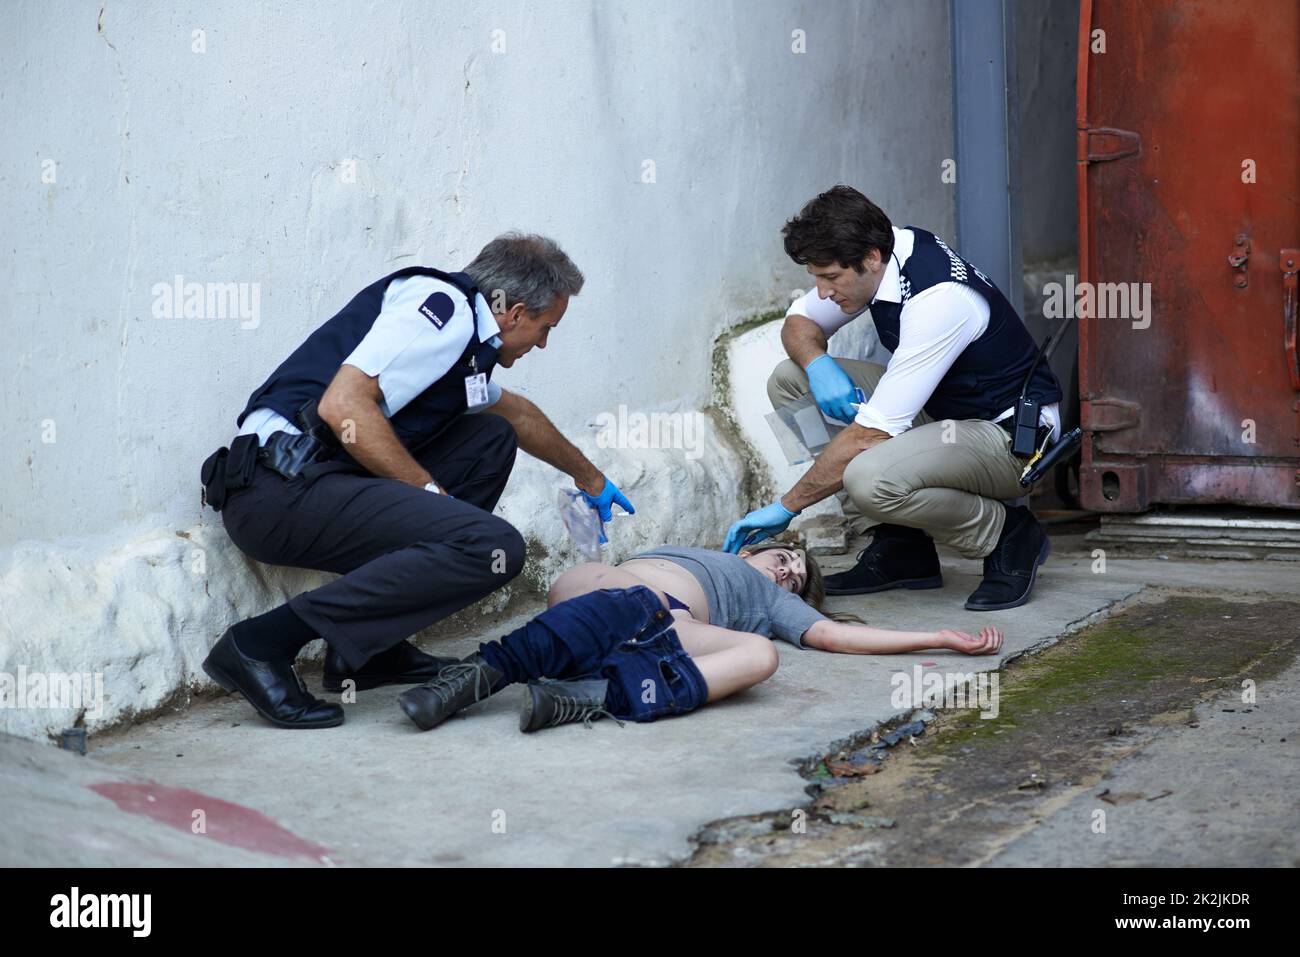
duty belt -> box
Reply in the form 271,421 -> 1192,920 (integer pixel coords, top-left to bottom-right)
997,416 -> 1053,451
200,399 -> 340,511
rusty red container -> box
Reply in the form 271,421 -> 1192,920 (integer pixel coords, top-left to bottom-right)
1076,0 -> 1300,511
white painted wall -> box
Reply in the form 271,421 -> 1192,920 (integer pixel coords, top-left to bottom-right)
0,0 -> 955,739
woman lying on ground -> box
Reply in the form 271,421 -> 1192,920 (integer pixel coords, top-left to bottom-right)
398,539 -> 1003,733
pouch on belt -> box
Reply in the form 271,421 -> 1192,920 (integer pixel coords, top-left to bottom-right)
200,433 -> 260,511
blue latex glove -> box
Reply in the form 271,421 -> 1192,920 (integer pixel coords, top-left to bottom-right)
723,500 -> 800,554
806,354 -> 859,424
580,476 -> 635,543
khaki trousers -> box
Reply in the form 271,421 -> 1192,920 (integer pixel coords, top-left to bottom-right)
766,358 -> 1027,559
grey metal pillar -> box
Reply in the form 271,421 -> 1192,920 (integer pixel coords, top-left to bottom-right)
950,0 -> 1023,317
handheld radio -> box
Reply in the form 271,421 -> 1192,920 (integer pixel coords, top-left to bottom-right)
1012,304 -> 1083,484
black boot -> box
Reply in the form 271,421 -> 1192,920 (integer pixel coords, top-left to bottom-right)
322,640 -> 460,693
519,678 -> 624,733
398,655 -> 504,731
203,629 -> 344,729
965,505 -> 1051,611
823,523 -> 943,595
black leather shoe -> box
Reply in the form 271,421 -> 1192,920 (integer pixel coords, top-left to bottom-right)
202,628 -> 344,729
322,640 -> 460,693
965,505 -> 1051,611
398,655 -> 505,731
519,678 -> 622,733
823,524 -> 944,595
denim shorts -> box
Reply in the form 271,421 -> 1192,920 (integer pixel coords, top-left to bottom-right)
590,586 -> 709,723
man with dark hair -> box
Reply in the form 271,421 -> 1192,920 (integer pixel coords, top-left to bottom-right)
725,186 -> 1062,612
198,233 -> 635,729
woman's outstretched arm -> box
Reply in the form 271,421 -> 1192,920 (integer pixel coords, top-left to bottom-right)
802,620 -> 1003,656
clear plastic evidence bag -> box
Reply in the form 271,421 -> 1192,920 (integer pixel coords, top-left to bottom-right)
764,388 -> 866,465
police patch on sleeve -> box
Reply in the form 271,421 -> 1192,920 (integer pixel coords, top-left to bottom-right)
418,291 -> 456,329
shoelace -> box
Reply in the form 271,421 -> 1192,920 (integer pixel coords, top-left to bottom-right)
840,545 -> 882,577
425,661 -> 493,706
547,694 -> 624,730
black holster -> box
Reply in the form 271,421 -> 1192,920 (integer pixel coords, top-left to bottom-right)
260,432 -> 325,481
258,398 -> 342,481
294,398 -> 341,458
200,433 -> 260,512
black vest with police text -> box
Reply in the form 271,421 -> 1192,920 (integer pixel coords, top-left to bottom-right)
237,267 -> 499,456
871,228 -> 1061,421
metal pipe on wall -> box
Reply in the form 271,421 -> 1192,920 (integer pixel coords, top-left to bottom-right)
950,0 -> 1024,318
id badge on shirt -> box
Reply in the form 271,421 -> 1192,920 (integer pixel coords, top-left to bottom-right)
465,372 -> 489,407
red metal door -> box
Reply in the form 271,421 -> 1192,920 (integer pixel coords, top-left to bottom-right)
1077,0 -> 1300,511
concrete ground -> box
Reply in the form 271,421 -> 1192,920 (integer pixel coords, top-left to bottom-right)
3,530 -> 1297,867
987,654 -> 1300,867
690,583 -> 1300,867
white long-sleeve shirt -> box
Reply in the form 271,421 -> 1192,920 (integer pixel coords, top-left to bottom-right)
786,227 -> 1058,440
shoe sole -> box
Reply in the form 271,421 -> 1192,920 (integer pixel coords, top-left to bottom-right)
964,535 -> 1052,612
824,574 -> 944,596
519,687 -> 538,733
202,658 -> 344,730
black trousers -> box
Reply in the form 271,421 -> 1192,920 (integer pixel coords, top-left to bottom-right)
220,414 -> 525,669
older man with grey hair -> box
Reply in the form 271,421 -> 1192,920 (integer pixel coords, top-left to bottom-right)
198,233 -> 634,729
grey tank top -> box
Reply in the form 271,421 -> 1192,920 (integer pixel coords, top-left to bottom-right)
627,546 -> 825,647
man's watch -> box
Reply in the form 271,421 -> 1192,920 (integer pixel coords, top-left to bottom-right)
423,482 -> 445,495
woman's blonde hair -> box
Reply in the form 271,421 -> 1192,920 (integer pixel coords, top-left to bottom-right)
742,539 -> 864,624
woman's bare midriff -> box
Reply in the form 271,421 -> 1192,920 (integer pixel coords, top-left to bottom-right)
616,558 -> 712,625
